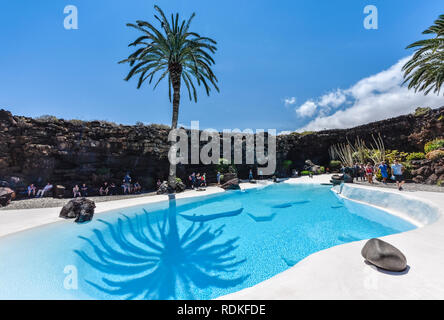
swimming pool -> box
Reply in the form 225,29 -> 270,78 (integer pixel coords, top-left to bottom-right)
0,183 -> 416,300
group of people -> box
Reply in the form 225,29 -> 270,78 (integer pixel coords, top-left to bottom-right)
345,160 -> 406,190
72,183 -> 89,198
188,172 -> 207,189
26,172 -> 143,199
120,172 -> 142,195
27,182 -> 53,198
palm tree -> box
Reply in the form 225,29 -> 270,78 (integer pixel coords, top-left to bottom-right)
402,14 -> 444,95
119,5 -> 219,189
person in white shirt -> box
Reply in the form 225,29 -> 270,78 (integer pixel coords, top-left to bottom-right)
391,159 -> 405,191
36,183 -> 53,198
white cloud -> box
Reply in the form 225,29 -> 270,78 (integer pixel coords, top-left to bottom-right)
284,97 -> 297,107
296,56 -> 444,131
295,100 -> 317,117
318,89 -> 347,108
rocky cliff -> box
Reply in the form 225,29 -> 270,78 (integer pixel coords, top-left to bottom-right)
0,107 -> 443,195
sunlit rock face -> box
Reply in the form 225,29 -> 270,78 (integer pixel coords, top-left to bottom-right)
0,107 -> 443,195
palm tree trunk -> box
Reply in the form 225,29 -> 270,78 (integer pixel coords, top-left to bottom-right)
168,67 -> 182,190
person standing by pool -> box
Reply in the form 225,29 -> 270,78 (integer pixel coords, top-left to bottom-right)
202,173 -> 207,187
391,159 -> 405,191
248,169 -> 253,181
189,172 -> 196,189
195,173 -> 201,188
216,171 -> 221,185
365,163 -> 374,184
360,164 -> 366,181
353,163 -> 360,181
378,161 -> 389,184
123,172 -> 131,194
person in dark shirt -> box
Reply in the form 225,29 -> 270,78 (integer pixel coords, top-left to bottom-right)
80,183 -> 88,197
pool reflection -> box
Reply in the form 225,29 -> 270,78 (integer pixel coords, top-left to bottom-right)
75,196 -> 248,299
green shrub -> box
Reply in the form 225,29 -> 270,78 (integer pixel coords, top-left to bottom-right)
176,177 -> 183,184
216,158 -> 236,174
438,115 -> 444,121
385,150 -> 409,163
424,139 -> 444,153
319,166 -> 325,174
406,152 -> 426,161
301,171 -> 311,176
329,160 -> 341,170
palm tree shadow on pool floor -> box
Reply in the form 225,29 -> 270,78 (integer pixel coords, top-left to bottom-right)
75,198 -> 249,300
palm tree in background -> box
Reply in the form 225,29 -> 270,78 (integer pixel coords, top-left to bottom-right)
402,14 -> 444,95
119,5 -> 219,189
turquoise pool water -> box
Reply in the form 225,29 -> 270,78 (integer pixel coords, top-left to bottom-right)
0,183 -> 416,300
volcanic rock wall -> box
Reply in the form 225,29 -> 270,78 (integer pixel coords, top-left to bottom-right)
0,107 -> 443,193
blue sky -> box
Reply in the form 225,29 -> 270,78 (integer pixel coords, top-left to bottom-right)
0,0 -> 443,132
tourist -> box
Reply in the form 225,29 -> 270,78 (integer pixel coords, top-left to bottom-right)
80,183 -> 88,197
353,163 -> 360,181
248,169 -> 253,181
73,185 -> 81,198
99,182 -> 109,196
36,183 -> 53,198
391,159 -> 405,191
134,181 -> 142,193
195,173 -> 201,188
360,164 -> 366,181
123,172 -> 131,194
190,172 -> 196,189
216,171 -> 221,185
379,161 -> 389,184
202,173 -> 207,187
109,182 -> 117,195
27,184 -> 36,197
365,163 -> 374,184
